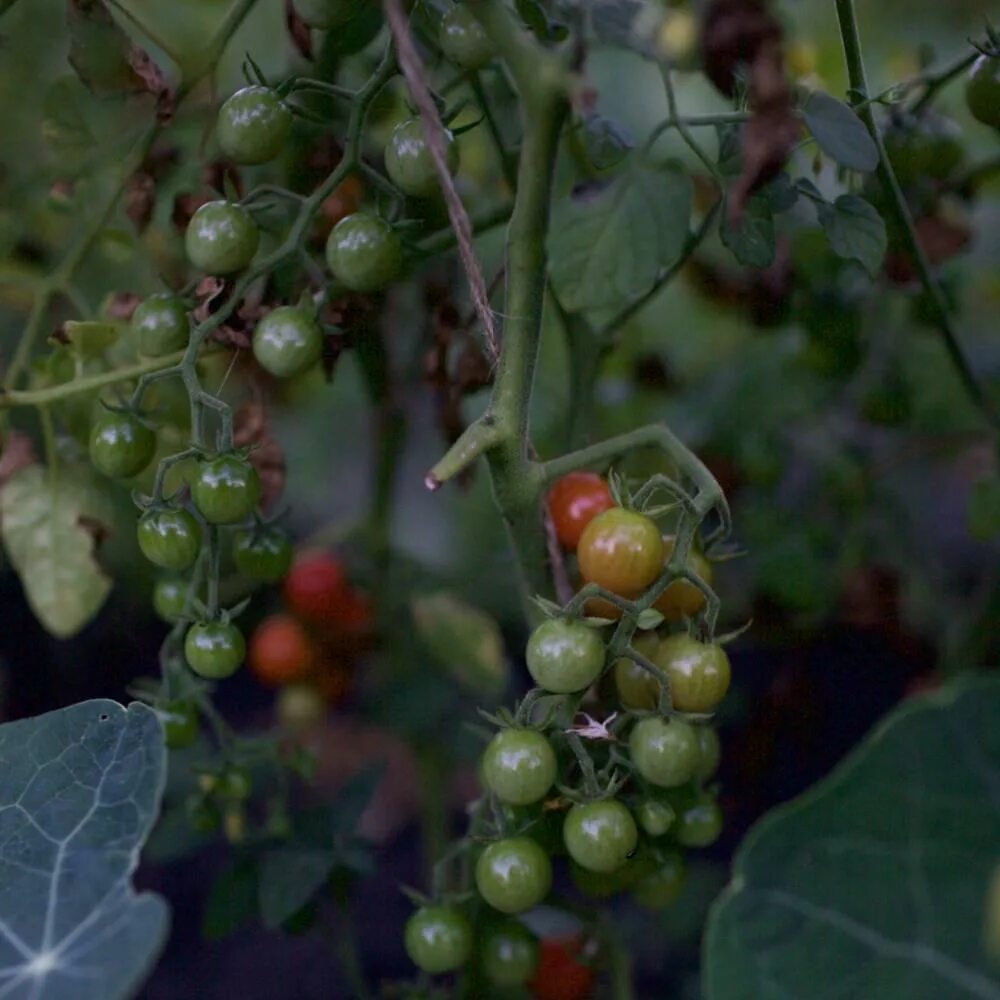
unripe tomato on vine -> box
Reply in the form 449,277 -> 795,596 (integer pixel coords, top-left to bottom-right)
525,618 -> 605,693
185,201 -> 260,275
131,293 -> 189,357
966,55 -> 1000,128
481,727 -> 557,805
185,621 -> 246,679
482,920 -> 539,987
438,6 -> 494,71
216,86 -> 291,165
578,507 -> 664,596
89,410 -> 155,479
403,906 -> 472,974
384,118 -> 459,198
190,453 -> 261,525
232,527 -> 293,582
325,212 -> 403,292
654,535 -> 713,621
475,837 -> 552,913
657,633 -> 731,713
137,507 -> 201,570
563,799 -> 638,874
252,306 -> 323,379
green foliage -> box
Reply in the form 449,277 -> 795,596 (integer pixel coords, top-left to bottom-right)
548,161 -> 692,312
0,700 -> 168,1000
411,591 -> 507,698
0,465 -> 113,638
705,677 -> 1000,1000
801,91 -> 879,172
816,194 -> 887,276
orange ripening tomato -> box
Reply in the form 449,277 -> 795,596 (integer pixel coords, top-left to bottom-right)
547,472 -> 614,550
319,175 -> 363,230
654,535 -> 713,621
283,551 -> 348,624
249,614 -> 315,686
528,936 -> 594,1000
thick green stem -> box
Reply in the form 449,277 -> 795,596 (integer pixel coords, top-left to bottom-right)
834,0 -> 1000,433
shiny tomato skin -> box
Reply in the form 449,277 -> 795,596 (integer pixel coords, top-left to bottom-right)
547,472 -> 614,550
578,508 -> 664,596
654,535 -> 713,621
657,633 -> 731,713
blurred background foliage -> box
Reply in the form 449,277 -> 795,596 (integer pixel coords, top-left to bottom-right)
0,0 -> 998,996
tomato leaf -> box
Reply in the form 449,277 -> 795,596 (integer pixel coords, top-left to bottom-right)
817,194 -> 886,276
548,163 -> 692,312
66,0 -> 139,96
411,591 -> 507,698
721,192 -> 775,268
41,77 -> 96,159
801,91 -> 879,172
258,847 -> 337,929
0,464 -> 113,638
57,320 -> 121,358
967,476 -> 1000,541
0,699 -> 168,1000
203,858 -> 260,941
705,676 -> 1000,1000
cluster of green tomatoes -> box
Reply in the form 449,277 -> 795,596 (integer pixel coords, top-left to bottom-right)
404,493 -> 732,989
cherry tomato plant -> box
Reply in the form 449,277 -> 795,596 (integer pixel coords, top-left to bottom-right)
0,0 -> 997,998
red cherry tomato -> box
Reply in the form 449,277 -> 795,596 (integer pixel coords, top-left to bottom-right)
547,472 -> 614,550
528,936 -> 594,1000
283,552 -> 348,623
249,614 -> 315,686
326,587 -> 374,634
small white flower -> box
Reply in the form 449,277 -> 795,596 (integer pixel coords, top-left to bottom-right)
566,712 -> 618,741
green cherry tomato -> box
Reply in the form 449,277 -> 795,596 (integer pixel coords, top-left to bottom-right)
613,631 -> 661,710
577,507 -> 665,597
89,410 -> 155,479
190,454 -> 261,525
131,293 -> 189,357
481,921 -> 539,987
162,700 -> 198,749
475,837 -> 552,914
629,716 -> 700,788
184,621 -> 246,679
637,799 -> 675,837
482,728 -> 557,805
384,118 -> 459,198
695,726 -> 721,781
185,200 -> 259,275
232,527 -> 293,581
404,906 -> 472,974
153,575 -> 189,622
631,849 -> 685,909
563,799 -> 637,874
252,306 -> 323,378
657,633 -> 731,713
292,0 -> 365,29
966,56 -> 1000,129
217,86 -> 291,165
137,508 -> 201,570
526,619 -> 605,694
676,796 -> 723,848
325,212 -> 403,292
438,6 -> 493,71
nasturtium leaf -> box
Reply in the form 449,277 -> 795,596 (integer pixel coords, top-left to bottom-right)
817,194 -> 887,276
716,124 -> 743,178
705,676 -> 1000,1000
802,91 -> 879,172
548,163 -> 692,312
0,700 -> 168,1000
411,591 -> 507,697
0,465 -> 113,638
721,193 -> 775,268
581,114 -> 634,172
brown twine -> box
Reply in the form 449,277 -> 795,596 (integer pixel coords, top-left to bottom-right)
383,0 -> 501,364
